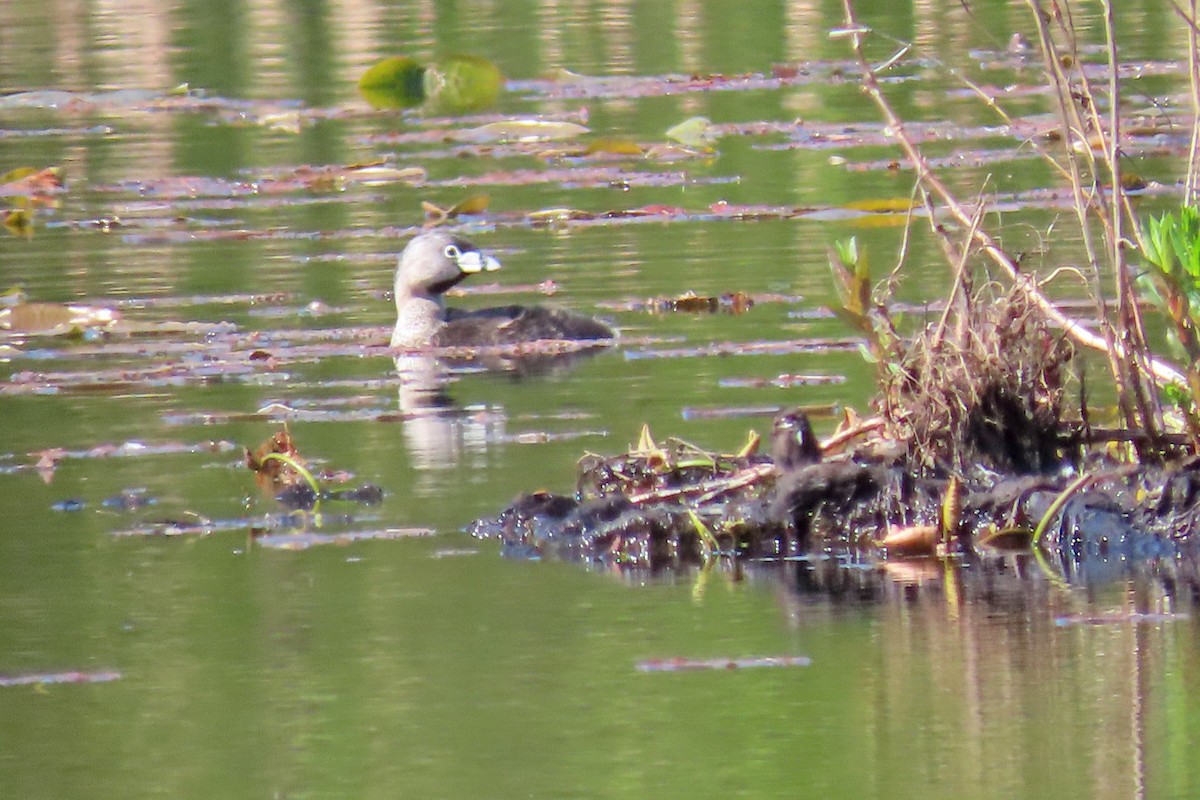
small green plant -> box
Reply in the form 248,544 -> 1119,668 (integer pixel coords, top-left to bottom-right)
1140,206 -> 1200,360
827,237 -> 897,366
1138,206 -> 1200,430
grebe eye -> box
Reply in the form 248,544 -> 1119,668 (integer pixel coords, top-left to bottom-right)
443,244 -> 461,260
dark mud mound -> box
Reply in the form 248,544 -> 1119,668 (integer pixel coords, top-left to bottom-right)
466,408 -> 1199,592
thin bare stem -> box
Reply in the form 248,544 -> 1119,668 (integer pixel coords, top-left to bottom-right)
932,194 -> 985,350
948,67 -> 1075,185
838,0 -> 1186,391
1173,0 -> 1200,202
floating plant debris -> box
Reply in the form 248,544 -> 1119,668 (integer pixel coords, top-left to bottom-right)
422,193 -> 491,224
637,291 -> 755,315
718,374 -> 846,389
246,428 -> 319,498
624,338 -> 861,361
101,489 -> 157,511
679,405 -> 786,421
635,656 -> 812,672
598,292 -> 799,314
1053,611 -> 1189,627
245,427 -> 385,511
465,119 -> 590,143
431,548 -> 480,558
0,166 -> 63,200
97,161 -> 425,200
254,527 -> 436,550
0,302 -> 119,336
510,66 -> 890,102
0,670 -> 121,687
500,429 -> 608,445
274,483 -> 385,511
448,279 -> 559,298
21,440 -> 237,473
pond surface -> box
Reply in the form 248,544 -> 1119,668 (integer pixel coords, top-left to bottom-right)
2,2 -> 1199,798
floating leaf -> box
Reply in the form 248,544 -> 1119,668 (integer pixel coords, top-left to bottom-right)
0,302 -> 118,335
423,55 -> 503,112
256,110 -> 303,134
347,163 -> 427,186
422,193 -> 491,223
4,208 -> 32,237
842,197 -> 916,213
0,166 -> 63,201
359,56 -> 428,109
466,119 -> 590,142
526,207 -> 594,225
665,116 -> 719,147
585,138 -> 645,156
642,143 -> 712,161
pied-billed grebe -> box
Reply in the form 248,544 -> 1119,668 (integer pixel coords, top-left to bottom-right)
391,230 -> 617,349
771,407 -> 822,472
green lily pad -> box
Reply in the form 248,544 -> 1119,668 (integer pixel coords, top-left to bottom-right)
359,56 -> 428,110
359,54 -> 502,113
424,55 -> 504,112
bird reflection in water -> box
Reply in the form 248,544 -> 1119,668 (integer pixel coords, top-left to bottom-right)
395,348 -> 610,478
389,230 -> 616,476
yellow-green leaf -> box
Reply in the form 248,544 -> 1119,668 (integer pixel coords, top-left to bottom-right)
0,302 -> 119,335
424,55 -> 503,112
585,138 -> 644,156
467,120 -> 590,143
665,116 -> 718,147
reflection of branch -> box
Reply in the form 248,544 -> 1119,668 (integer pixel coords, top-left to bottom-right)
1171,0 -> 1200,201
836,0 -> 1186,390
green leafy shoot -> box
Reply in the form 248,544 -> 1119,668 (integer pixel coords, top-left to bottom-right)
1138,206 -> 1200,433
827,237 -> 895,365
